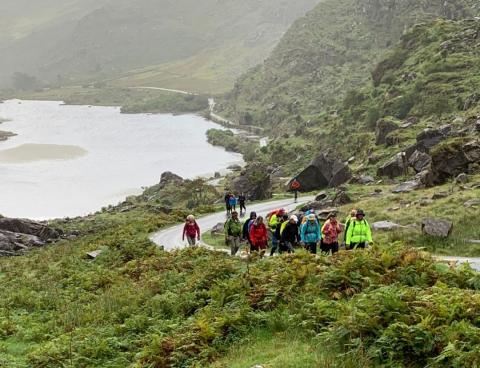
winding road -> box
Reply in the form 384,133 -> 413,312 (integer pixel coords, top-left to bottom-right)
150,196 -> 314,250
150,195 -> 480,271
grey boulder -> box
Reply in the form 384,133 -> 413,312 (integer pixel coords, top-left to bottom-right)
422,218 -> 453,237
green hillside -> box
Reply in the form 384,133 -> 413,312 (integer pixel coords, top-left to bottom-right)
0,0 -> 320,92
219,0 -> 479,132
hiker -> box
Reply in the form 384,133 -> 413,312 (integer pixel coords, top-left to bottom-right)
268,208 -> 286,251
238,193 -> 247,216
224,193 -> 232,215
271,213 -> 288,256
225,211 -> 242,256
228,194 -> 237,213
249,216 -> 268,255
182,215 -> 200,246
342,209 -> 356,246
242,211 -> 257,247
280,215 -> 300,253
321,212 -> 342,254
345,209 -> 372,250
300,214 -> 321,254
290,178 -> 301,203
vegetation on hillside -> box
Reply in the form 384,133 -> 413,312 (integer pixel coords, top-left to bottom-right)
0,0 -> 320,91
219,0 -> 479,134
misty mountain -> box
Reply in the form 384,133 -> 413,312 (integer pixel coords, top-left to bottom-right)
0,0 -> 320,89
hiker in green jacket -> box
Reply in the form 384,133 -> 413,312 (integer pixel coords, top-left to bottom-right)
342,208 -> 356,246
225,211 -> 242,256
345,209 -> 372,250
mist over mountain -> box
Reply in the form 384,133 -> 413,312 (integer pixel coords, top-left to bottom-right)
0,0 -> 320,89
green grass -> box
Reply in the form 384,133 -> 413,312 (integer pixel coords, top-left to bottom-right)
3,86 -> 208,114
210,329 -> 371,368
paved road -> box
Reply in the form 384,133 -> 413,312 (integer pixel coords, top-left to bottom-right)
128,86 -> 196,95
150,196 -> 314,250
436,256 -> 480,271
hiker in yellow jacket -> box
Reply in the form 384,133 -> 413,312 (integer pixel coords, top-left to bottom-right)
345,209 -> 372,250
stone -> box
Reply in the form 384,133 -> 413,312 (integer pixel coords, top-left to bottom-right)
159,172 -> 183,189
210,223 -> 225,235
421,218 -> 453,237
391,180 -> 422,193
375,119 -> 399,145
300,201 -> 333,212
431,192 -> 449,200
87,250 -> 103,259
0,218 -> 61,241
416,127 -> 448,149
475,120 -> 480,132
419,199 -> 434,207
415,170 -> 435,187
464,199 -> 480,208
408,150 -> 432,173
214,172 -> 221,179
232,174 -> 271,201
371,221 -> 405,231
227,164 -> 242,172
374,189 -> 383,194
431,140 -> 480,184
0,230 -> 45,254
332,191 -> 351,206
377,152 -> 408,178
455,173 -> 469,184
293,153 -> 352,192
358,175 -> 375,184
315,191 -> 327,201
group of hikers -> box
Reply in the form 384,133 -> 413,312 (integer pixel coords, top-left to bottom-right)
183,206 -> 373,257
224,192 -> 247,215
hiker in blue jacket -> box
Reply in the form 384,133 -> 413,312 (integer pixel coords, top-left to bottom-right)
300,214 -> 321,254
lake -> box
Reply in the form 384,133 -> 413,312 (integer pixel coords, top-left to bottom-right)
0,100 -> 242,219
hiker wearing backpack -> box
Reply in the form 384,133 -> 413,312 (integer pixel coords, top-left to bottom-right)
300,214 -> 321,254
271,213 -> 289,256
238,193 -> 247,216
321,212 -> 342,254
242,211 -> 257,247
342,209 -> 357,246
280,215 -> 300,253
225,211 -> 242,256
182,215 -> 200,246
228,195 -> 237,213
225,193 -> 232,215
268,208 -> 286,250
345,209 -> 372,250
249,216 -> 268,255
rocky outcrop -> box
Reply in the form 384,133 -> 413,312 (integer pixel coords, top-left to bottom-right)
377,152 -> 408,178
293,153 -> 351,191
422,218 -> 453,237
416,125 -> 451,149
159,172 -> 184,189
408,150 -> 432,173
0,218 -> 61,256
231,164 -> 271,200
0,130 -> 16,142
0,218 -> 61,240
431,139 -> 480,184
375,119 -> 399,146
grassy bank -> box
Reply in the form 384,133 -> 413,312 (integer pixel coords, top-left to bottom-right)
1,86 -> 208,115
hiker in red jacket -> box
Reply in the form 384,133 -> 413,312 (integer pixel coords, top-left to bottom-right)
182,215 -> 200,246
321,212 -> 342,254
290,178 -> 301,203
249,216 -> 268,256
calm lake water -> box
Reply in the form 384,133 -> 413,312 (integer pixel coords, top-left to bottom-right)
0,100 -> 242,219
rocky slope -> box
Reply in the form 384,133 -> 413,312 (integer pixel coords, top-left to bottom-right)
219,0 -> 479,133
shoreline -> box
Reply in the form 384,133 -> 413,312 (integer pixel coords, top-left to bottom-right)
0,98 -> 245,221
